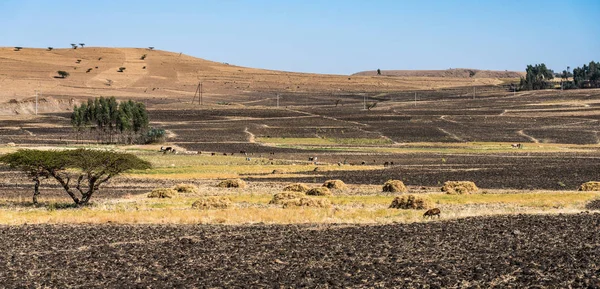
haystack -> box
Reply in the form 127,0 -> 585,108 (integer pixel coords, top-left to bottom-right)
322,179 -> 347,190
283,183 -> 310,193
191,196 -> 232,210
389,195 -> 434,210
306,187 -> 332,196
216,179 -> 247,188
282,197 -> 332,208
272,169 -> 284,174
147,188 -> 178,198
441,181 -> 478,195
172,183 -> 198,194
580,182 -> 600,191
382,180 -> 408,193
269,191 -> 306,204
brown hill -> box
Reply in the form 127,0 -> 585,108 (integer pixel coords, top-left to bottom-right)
0,47 -> 515,114
353,69 -> 524,78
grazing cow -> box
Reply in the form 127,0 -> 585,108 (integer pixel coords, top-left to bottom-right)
240,150 -> 247,154
223,153 -> 227,156
270,152 -> 275,155
308,157 -> 314,161
511,143 -> 523,149
423,208 -> 441,219
361,161 -> 366,165
172,149 -> 177,154
211,152 -> 216,156
160,146 -> 173,152
384,161 -> 389,167
390,161 -> 394,166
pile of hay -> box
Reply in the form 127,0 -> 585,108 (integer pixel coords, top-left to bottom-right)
269,192 -> 306,204
283,183 -> 310,193
585,199 -> 600,210
216,179 -> 247,189
322,179 -> 347,190
306,187 -> 332,196
282,197 -> 332,208
191,196 -> 232,210
172,183 -> 198,194
382,180 -> 408,193
441,181 -> 478,195
580,182 -> 600,191
147,188 -> 178,198
389,195 -> 434,210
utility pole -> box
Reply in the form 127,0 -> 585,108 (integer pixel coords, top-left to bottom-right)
200,82 -> 203,106
191,82 -> 203,105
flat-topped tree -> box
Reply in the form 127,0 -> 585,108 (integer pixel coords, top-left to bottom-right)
14,47 -> 23,51
118,67 -> 126,72
57,70 -> 70,78
79,43 -> 85,48
0,149 -> 151,206
47,47 -> 53,51
148,46 -> 154,50
70,43 -> 78,49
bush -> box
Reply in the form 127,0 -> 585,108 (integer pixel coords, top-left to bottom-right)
306,187 -> 332,196
147,188 -> 177,198
216,179 -> 246,188
382,180 -> 408,193
283,183 -> 309,193
269,192 -> 306,204
14,47 -> 22,51
172,183 -> 198,194
580,182 -> 600,191
282,197 -> 332,208
441,181 -> 478,195
57,71 -> 70,78
145,127 -> 166,144
141,54 -> 147,60
47,47 -> 53,51
322,179 -> 347,190
192,196 -> 232,210
272,169 -> 284,174
118,67 -> 126,72
389,195 -> 434,210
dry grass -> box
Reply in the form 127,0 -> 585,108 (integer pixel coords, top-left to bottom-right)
389,195 -> 434,210
283,183 -> 310,193
281,197 -> 332,209
306,187 -> 332,196
323,179 -> 348,190
173,183 -> 198,194
270,192 -> 306,204
191,196 -> 232,210
147,188 -> 178,198
441,181 -> 478,195
382,180 -> 408,193
580,182 -> 600,191
216,179 -> 247,189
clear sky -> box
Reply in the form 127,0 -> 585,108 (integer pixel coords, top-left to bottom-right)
0,0 -> 598,74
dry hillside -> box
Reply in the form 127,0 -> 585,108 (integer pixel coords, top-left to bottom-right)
1,47 -> 515,114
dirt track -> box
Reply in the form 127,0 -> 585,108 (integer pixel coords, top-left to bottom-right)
1,213 -> 599,287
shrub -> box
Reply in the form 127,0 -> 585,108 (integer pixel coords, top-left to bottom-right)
272,169 -> 284,174
144,127 -> 166,144
441,181 -> 478,195
306,187 -> 332,196
76,59 -> 81,64
86,68 -> 93,73
283,183 -> 309,193
47,47 -> 53,51
389,195 -> 434,210
579,182 -> 600,191
216,179 -> 246,188
192,196 -> 232,210
382,180 -> 408,193
173,183 -> 198,194
269,192 -> 306,204
14,47 -> 23,51
57,71 -> 70,78
140,54 -> 147,60
118,67 -> 126,72
147,188 -> 177,198
322,179 -> 347,190
282,197 -> 332,208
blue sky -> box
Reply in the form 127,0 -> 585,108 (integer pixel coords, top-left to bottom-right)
0,0 -> 598,74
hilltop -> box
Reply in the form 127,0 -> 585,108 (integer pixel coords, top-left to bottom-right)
0,47 -> 517,113
353,68 -> 524,78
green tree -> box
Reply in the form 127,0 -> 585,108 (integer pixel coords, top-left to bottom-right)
519,64 -> 554,90
57,71 -> 70,78
0,149 -> 151,206
377,69 -> 381,75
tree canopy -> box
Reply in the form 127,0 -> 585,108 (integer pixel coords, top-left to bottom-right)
573,61 -> 600,88
519,64 -> 554,90
0,149 -> 151,205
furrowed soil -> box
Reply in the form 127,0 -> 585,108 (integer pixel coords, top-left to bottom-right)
1,213 -> 599,288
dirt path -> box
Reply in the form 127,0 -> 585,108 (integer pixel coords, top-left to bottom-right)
438,127 -> 464,142
244,127 -> 256,143
517,130 -> 539,143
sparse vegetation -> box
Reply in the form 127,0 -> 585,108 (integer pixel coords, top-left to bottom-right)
217,179 -> 247,188
76,59 -> 81,64
86,68 -> 92,73
172,183 -> 198,194
47,47 -> 53,51
57,70 -> 70,78
118,67 -> 126,72
141,54 -> 147,60
306,187 -> 332,196
283,183 -> 309,192
70,43 -> 78,49
14,47 -> 23,51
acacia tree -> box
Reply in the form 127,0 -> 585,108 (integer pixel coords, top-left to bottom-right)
0,149 -> 151,206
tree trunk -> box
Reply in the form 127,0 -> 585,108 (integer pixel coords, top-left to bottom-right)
32,177 -> 40,205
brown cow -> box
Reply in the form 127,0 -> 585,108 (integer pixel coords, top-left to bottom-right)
423,208 -> 441,219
